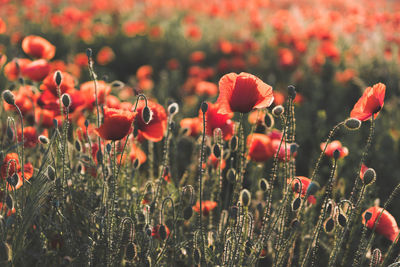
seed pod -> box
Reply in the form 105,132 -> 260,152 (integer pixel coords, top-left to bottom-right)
142,106 -> 152,124
5,195 -> 13,210
324,218 -> 335,233
363,168 -> 376,185
364,211 -> 372,223
227,168 -> 236,183
168,102 -> 179,116
240,189 -> 251,207
272,105 -> 284,117
264,113 -> 274,128
6,124 -> 13,141
292,197 -> 301,211
193,248 -> 201,265
259,178 -> 269,192
47,166 -> 56,181
125,242 -> 137,261
54,71 -> 62,86
200,102 -> 208,113
61,93 -> 71,108
2,90 -> 15,105
158,224 -> 167,240
38,135 -> 49,144
213,144 -> 221,158
333,149 -> 340,160
337,212 -> 347,227
230,136 -> 238,151
287,85 -> 296,99
183,206 -> 193,220
344,118 -> 361,131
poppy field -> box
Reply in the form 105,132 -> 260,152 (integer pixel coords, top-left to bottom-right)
1,0 -> 400,266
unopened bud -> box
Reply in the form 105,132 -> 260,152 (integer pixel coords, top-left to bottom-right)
54,71 -> 62,86
333,149 -> 340,160
142,106 -> 152,124
86,48 -> 93,58
240,189 -> 251,207
287,85 -> 296,99
38,135 -> 49,144
2,90 -> 15,105
272,105 -> 284,117
200,102 -> 208,113
168,102 -> 179,116
363,168 -> 376,185
47,166 -> 55,181
264,113 -> 274,128
61,93 -> 71,108
344,118 -> 361,130
259,178 -> 269,192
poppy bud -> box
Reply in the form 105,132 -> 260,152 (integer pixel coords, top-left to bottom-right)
54,70 -> 62,86
245,240 -> 252,255
53,119 -> 58,128
133,158 -> 140,169
111,80 -> 124,88
364,211 -> 372,222
344,118 -> 361,130
2,90 -> 15,105
259,178 -> 269,192
142,106 -> 152,124
227,168 -> 236,183
363,168 -> 376,185
96,150 -> 103,164
158,224 -> 167,240
337,213 -> 347,227
213,144 -> 221,158
125,242 -> 137,261
291,219 -> 300,229
84,120 -> 89,128
61,93 -> 71,108
183,206 -> 193,220
106,143 -> 112,154
5,195 -> 13,210
47,166 -> 56,181
272,105 -> 284,117
86,48 -> 93,58
292,197 -> 301,211
324,218 -> 335,233
38,135 -> 49,144
287,85 -> 296,99
230,136 -> 238,151
8,173 -> 19,187
168,102 -> 179,116
264,113 -> 274,128
6,124 -> 14,141
333,149 -> 340,160
240,189 -> 251,207
200,102 -> 208,113
74,140 -> 81,152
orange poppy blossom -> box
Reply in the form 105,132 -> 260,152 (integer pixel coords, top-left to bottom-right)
134,100 -> 167,142
79,80 -> 111,109
96,46 -> 115,65
320,140 -> 348,159
3,85 -> 37,116
362,207 -> 399,242
0,18 -> 6,34
195,81 -> 218,96
151,224 -> 170,240
17,126 -> 38,148
0,153 -> 34,190
95,107 -> 136,141
216,72 -> 274,114
199,102 -> 234,141
3,58 -> 32,81
193,201 -> 217,216
22,59 -> 51,81
350,83 -> 386,121
22,35 -> 56,60
129,143 -> 147,165
247,133 -> 274,162
290,176 -> 317,205
40,71 -> 76,97
180,117 -> 202,137
271,139 -> 296,162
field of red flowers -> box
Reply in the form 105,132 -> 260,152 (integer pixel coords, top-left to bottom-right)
1,0 -> 400,266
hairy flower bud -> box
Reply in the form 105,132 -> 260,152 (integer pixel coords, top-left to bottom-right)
2,90 -> 15,105
272,105 -> 284,117
344,118 -> 361,130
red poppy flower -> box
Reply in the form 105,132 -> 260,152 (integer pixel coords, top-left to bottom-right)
0,18 -> 6,34
4,58 -> 32,81
136,65 -> 153,80
180,117 -> 202,137
216,72 -> 274,114
135,100 -> 167,142
193,201 -> 217,216
350,83 -> 386,121
22,35 -> 55,60
80,80 -> 111,109
195,81 -> 218,96
96,46 -> 115,65
18,126 -> 38,148
278,48 -> 295,67
199,102 -> 234,141
271,139 -> 295,162
129,143 -> 147,165
208,153 -> 226,170
151,225 -> 170,240
360,164 -> 368,180
3,85 -> 36,115
291,176 -> 312,197
320,140 -> 348,159
95,107 -> 136,141
362,207 -> 399,242
40,71 -> 76,97
22,59 -> 51,81
247,133 -> 274,162
0,153 -> 34,189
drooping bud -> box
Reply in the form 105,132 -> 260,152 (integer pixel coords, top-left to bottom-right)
168,102 -> 179,116
61,93 -> 71,108
54,70 -> 62,86
344,118 -> 361,130
86,48 -> 93,58
324,218 -> 335,233
212,144 -> 221,158
337,212 -> 347,227
142,106 -> 152,124
272,105 -> 284,117
227,168 -> 236,183
125,242 -> 137,261
74,140 -> 81,152
47,166 -> 56,181
370,248 -> 382,267
38,135 -> 49,144
5,195 -> 13,210
364,211 -> 372,223
158,224 -> 167,240
230,136 -> 238,151
240,189 -> 251,207
363,168 -> 376,185
2,90 -> 15,105
259,178 -> 269,192
292,197 -> 301,211
264,113 -> 274,128
183,206 -> 193,220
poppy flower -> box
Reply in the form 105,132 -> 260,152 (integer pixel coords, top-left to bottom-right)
350,83 -> 386,121
216,72 -> 274,114
195,81 -> 218,96
80,80 -> 111,109
360,164 -> 368,180
95,107 -> 136,141
291,176 -> 312,197
17,126 -> 38,148
135,100 -> 167,142
96,46 -> 115,65
40,71 -> 76,97
248,110 -> 267,125
3,85 -> 36,115
129,143 -> 147,165
193,201 -> 217,216
199,102 -> 234,141
136,65 -> 153,80
4,58 -> 32,81
0,153 -> 34,190
247,133 -> 274,162
22,59 -> 51,81
208,153 -> 226,170
22,35 -> 55,60
362,207 -> 399,242
151,225 -> 170,240
180,117 -> 202,137
0,18 -> 6,34
320,140 -> 348,159
271,139 -> 296,162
